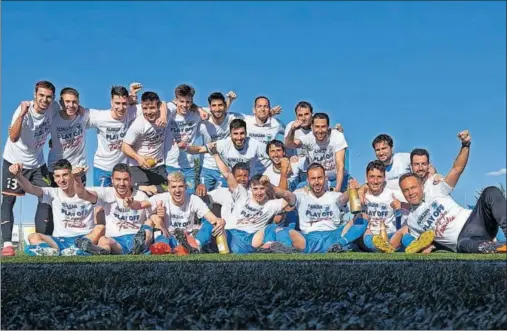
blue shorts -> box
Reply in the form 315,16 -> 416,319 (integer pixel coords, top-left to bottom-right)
50,234 -> 85,251
93,167 -> 112,187
111,234 -> 136,254
200,167 -> 227,191
303,225 -> 345,253
166,166 -> 195,194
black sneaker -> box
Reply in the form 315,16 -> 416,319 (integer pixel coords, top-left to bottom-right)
131,228 -> 147,255
268,242 -> 299,254
327,243 -> 345,253
477,240 -> 496,254
174,228 -> 201,254
75,237 -> 108,255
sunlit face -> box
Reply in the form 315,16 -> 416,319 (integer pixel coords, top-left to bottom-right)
60,93 -> 79,117
253,98 -> 270,121
231,127 -> 246,148
268,144 -> 284,165
366,168 -> 385,195
411,155 -> 430,180
312,118 -> 329,142
141,100 -> 160,123
111,95 -> 129,118
400,176 -> 424,205
296,106 -> 312,128
34,88 -> 54,111
112,171 -> 131,196
307,167 -> 326,195
233,169 -> 250,187
209,98 -> 226,120
176,95 -> 193,115
374,141 -> 393,164
53,169 -> 72,190
169,180 -> 186,205
250,183 -> 267,203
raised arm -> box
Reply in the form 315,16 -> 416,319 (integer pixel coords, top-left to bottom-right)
225,91 -> 237,110
334,149 -> 346,192
443,130 -> 471,188
72,167 -> 99,204
9,102 -> 30,143
9,163 -> 43,198
284,120 -> 304,149
260,175 -> 296,208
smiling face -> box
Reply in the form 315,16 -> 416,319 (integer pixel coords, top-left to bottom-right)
169,180 -> 186,205
112,171 -> 132,197
374,141 -> 393,164
253,97 -> 270,121
400,176 -> 424,205
231,127 -> 246,148
176,95 -> 193,115
53,169 -> 73,190
209,98 -> 226,120
141,100 -> 160,123
411,154 -> 430,180
250,183 -> 267,204
268,144 -> 284,165
60,93 -> 79,117
366,168 -> 385,195
111,95 -> 129,118
312,118 -> 329,142
296,106 -> 312,129
34,87 -> 54,111
308,166 -> 326,195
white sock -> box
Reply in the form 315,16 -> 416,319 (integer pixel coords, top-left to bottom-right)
3,241 -> 13,248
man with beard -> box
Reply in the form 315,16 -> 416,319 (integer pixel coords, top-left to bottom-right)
72,163 -> 155,255
1,81 -> 60,256
8,159 -> 106,256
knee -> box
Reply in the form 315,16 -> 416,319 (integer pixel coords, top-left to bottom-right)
1,195 -> 16,207
93,224 -> 106,235
28,233 -> 42,244
144,219 -> 154,227
98,236 -> 110,246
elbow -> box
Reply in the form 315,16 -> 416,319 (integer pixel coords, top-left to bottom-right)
9,134 -> 19,143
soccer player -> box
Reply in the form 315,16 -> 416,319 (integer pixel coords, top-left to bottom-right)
1,81 -> 60,256
47,88 -> 89,185
122,91 -> 169,192
8,160 -> 106,256
72,163 -> 155,255
285,113 -> 349,192
244,96 -> 285,144
198,92 -> 244,190
284,101 -> 314,158
263,140 -> 302,192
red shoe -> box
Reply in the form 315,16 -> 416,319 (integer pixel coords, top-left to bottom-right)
173,245 -> 189,256
149,242 -> 172,255
1,246 -> 15,257
174,228 -> 200,254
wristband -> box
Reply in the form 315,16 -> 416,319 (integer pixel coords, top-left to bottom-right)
461,141 -> 471,148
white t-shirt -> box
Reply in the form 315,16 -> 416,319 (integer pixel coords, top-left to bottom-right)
148,192 -> 210,233
424,174 -> 455,197
244,115 -> 285,144
363,187 -> 407,235
41,188 -> 96,237
3,101 -> 58,169
123,106 -> 167,167
88,106 -> 140,172
263,160 -> 303,191
93,187 -> 148,238
164,102 -> 202,169
294,191 -> 348,234
406,180 -> 468,252
215,137 -> 270,176
200,112 -> 244,170
47,110 -> 90,172
208,187 -> 236,229
229,185 -> 285,233
385,153 -> 412,191
299,130 -> 348,181
283,122 -> 313,157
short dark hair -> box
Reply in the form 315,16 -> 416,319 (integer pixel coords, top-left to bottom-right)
230,118 -> 247,132
53,159 -> 72,172
175,84 -> 195,98
307,162 -> 325,175
35,81 -> 56,95
111,86 -> 129,98
141,91 -> 160,103
399,172 -> 422,186
208,92 -> 226,105
232,162 -> 250,176
112,163 -> 132,177
410,148 -> 430,164
366,160 -> 386,175
254,96 -> 270,107
266,139 -> 285,155
248,174 -> 264,188
60,87 -> 79,98
312,113 -> 329,125
294,101 -> 313,114
372,134 -> 393,149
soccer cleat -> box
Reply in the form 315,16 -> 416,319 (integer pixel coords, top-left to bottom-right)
373,235 -> 395,253
75,237 -> 109,255
497,244 -> 507,253
405,230 -> 435,254
131,228 -> 147,255
25,245 -> 59,256
267,242 -> 299,254
172,245 -> 190,256
327,243 -> 345,253
61,247 -> 90,256
1,246 -> 15,257
477,241 -> 496,254
149,242 -> 172,255
174,228 -> 200,254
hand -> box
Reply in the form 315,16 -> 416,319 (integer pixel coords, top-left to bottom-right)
130,82 -> 143,94
432,174 -> 444,185
199,108 -> 210,120
280,158 -> 291,174
177,141 -> 188,150
128,93 -> 138,105
212,218 -> 226,235
8,163 -> 23,177
390,194 -> 401,210
358,187 -> 367,205
136,156 -> 152,169
20,101 -> 31,116
292,119 -> 303,130
206,142 -> 217,155
457,130 -> 471,144
289,155 -> 299,164
123,197 -> 134,208
156,200 -> 165,218
335,123 -> 344,133
422,245 -> 436,254
226,91 -> 237,100
72,166 -> 89,178
195,184 -> 207,197
270,105 -> 282,116
348,178 -> 360,190
260,175 -> 271,186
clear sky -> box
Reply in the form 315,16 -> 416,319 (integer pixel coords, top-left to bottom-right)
1,1 -> 505,224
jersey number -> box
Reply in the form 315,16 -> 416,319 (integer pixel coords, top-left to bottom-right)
6,178 -> 18,190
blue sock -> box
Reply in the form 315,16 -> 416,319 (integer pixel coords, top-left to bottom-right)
275,228 -> 293,247
263,224 -> 278,243
39,242 -> 51,248
337,218 -> 368,247
402,233 -> 416,247
363,234 -> 375,251
195,220 -> 213,246
154,234 -> 178,248
140,224 -> 153,233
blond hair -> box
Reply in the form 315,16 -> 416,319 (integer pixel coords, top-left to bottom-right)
167,171 -> 186,185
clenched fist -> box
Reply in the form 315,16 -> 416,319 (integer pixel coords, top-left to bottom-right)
9,163 -> 23,177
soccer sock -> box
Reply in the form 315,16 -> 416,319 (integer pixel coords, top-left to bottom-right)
39,242 -> 51,248
402,234 -> 416,247
337,218 -> 368,247
3,241 -> 13,248
275,228 -> 293,247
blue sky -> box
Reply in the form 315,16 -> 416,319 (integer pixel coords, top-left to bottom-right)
2,1 -> 505,224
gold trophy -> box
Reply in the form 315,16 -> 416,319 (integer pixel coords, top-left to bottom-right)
348,179 -> 362,214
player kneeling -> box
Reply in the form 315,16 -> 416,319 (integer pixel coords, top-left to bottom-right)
73,163 -> 155,255
9,160 -> 106,256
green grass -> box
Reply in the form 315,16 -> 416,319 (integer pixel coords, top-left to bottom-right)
2,251 -> 506,264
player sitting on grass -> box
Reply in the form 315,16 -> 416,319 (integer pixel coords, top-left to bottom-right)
72,163 -> 155,255
260,163 -> 368,253
9,159 -> 106,256
137,171 -> 226,255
